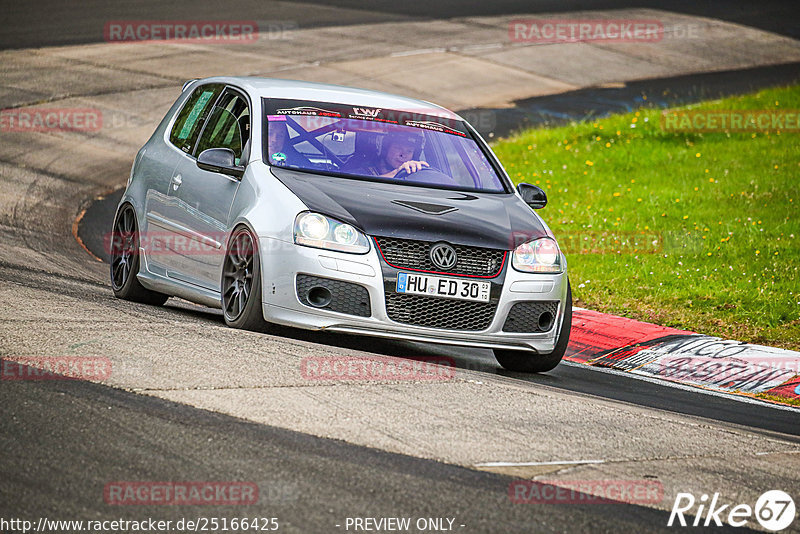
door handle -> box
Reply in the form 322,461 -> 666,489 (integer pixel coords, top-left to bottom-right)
171,174 -> 182,191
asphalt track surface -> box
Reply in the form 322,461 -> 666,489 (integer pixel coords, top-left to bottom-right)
1,0 -> 798,50
3,377 -> 762,534
3,2 -> 800,533
463,62 -> 800,137
75,60 -> 800,437
77,177 -> 800,440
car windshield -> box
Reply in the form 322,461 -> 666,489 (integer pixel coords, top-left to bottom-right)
262,98 -> 507,193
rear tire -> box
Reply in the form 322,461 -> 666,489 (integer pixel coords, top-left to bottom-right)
110,204 -> 169,305
493,282 -> 572,373
221,226 -> 267,332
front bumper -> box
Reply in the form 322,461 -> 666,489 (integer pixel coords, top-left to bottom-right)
258,237 -> 568,353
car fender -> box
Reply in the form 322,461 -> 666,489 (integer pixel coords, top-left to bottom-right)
226,161 -> 310,298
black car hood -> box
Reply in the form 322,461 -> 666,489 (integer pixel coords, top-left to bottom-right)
271,168 -> 548,250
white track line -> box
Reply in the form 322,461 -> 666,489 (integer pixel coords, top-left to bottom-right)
390,47 -> 447,57
475,459 -> 606,467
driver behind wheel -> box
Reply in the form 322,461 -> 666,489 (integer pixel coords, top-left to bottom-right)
358,130 -> 428,178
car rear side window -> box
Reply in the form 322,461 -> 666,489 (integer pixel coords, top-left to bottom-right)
169,84 -> 223,155
194,91 -> 250,165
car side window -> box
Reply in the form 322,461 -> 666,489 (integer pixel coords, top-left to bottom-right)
194,91 -> 250,165
169,84 -> 224,154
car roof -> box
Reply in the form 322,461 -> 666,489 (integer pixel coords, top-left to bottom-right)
192,76 -> 463,121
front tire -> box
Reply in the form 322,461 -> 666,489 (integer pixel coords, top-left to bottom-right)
110,204 -> 168,305
221,226 -> 266,332
493,282 -> 572,373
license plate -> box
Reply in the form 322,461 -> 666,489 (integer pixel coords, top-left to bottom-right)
396,272 -> 491,302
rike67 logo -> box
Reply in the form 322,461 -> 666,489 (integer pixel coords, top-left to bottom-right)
669,490 -> 795,531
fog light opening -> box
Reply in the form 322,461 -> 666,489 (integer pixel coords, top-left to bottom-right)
538,311 -> 554,331
307,286 -> 332,308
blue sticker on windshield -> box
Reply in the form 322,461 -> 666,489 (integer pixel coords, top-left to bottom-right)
271,152 -> 286,164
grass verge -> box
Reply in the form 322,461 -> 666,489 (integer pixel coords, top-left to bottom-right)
492,85 -> 800,351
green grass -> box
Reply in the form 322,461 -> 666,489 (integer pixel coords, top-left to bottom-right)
492,85 -> 800,350
755,392 -> 800,407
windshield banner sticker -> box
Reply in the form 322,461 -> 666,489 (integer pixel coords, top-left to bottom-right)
273,105 -> 342,118
404,120 -> 467,137
266,98 -> 467,136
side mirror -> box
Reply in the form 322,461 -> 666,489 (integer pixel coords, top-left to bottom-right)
197,148 -> 244,179
517,182 -> 547,209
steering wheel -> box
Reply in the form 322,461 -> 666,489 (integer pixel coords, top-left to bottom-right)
394,166 -> 457,186
394,164 -> 443,180
393,167 -> 412,180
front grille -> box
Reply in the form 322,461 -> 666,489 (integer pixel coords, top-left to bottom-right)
502,301 -> 559,333
374,237 -> 505,277
384,292 -> 497,331
296,274 -> 371,317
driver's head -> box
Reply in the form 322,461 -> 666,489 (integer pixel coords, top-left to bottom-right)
268,121 -> 289,151
381,131 -> 423,169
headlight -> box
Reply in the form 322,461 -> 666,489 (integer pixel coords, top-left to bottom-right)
293,212 -> 370,254
512,237 -> 563,273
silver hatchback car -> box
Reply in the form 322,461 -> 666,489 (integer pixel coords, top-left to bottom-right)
111,77 -> 571,372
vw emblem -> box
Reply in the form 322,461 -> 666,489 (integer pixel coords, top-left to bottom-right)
430,243 -> 457,270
